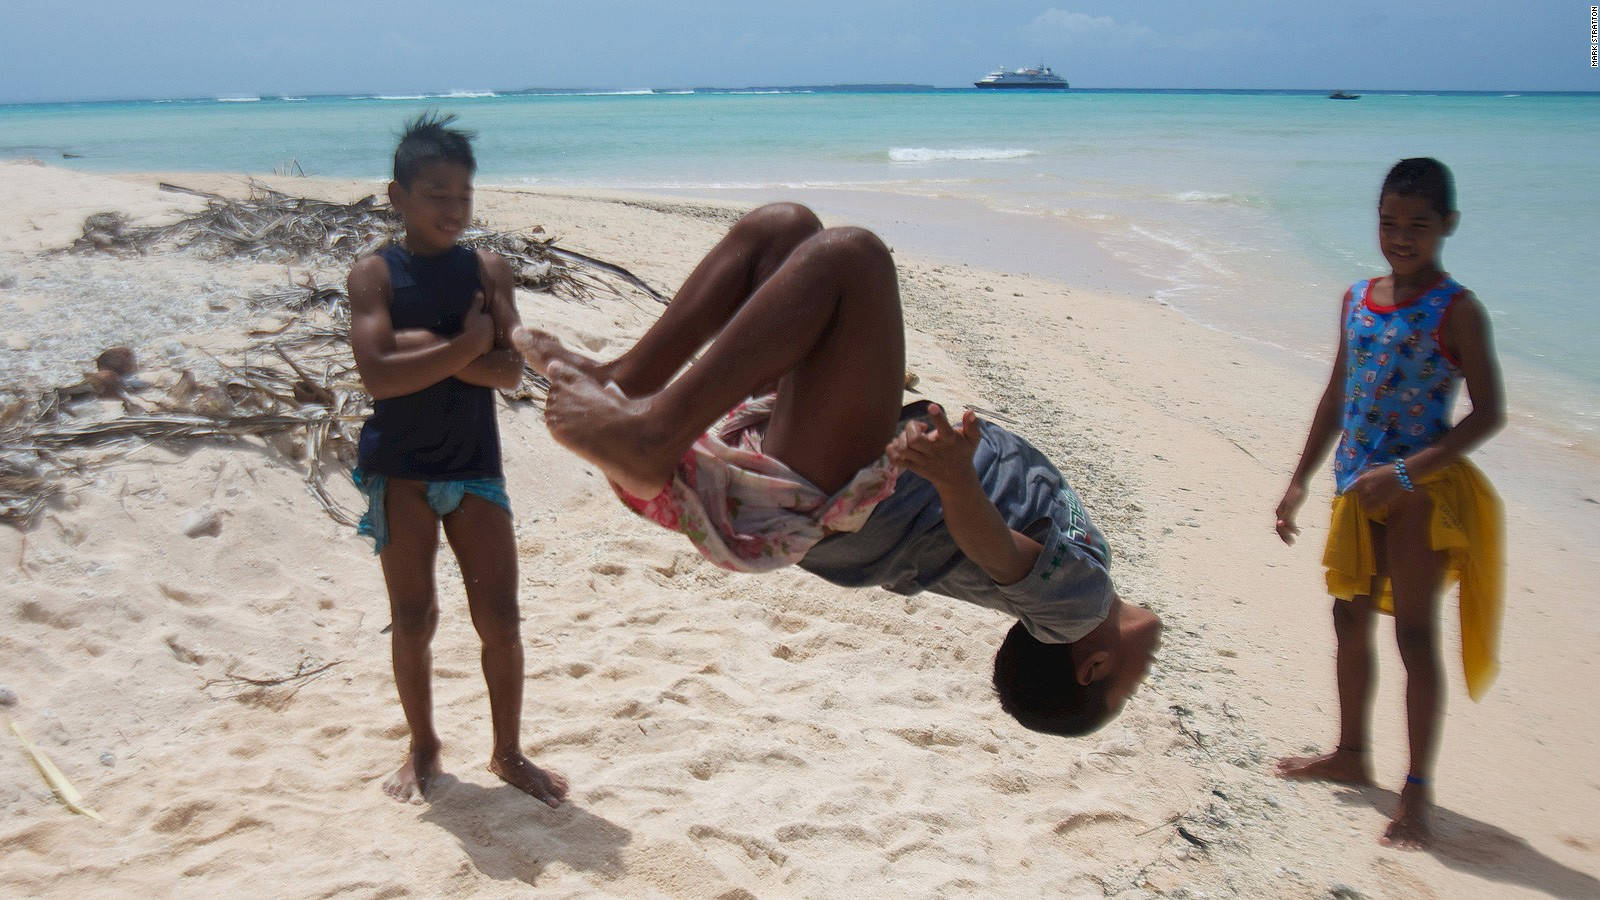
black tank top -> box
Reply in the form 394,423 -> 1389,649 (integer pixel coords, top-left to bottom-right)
356,244 -> 502,480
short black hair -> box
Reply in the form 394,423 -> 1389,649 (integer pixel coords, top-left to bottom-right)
992,621 -> 1116,736
1380,157 -> 1455,217
393,111 -> 476,187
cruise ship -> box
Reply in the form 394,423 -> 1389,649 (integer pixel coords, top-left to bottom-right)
973,65 -> 1068,90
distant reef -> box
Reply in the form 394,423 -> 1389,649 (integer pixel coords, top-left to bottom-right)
704,83 -> 937,92
504,83 -> 938,95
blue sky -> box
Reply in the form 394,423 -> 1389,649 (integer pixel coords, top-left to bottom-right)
1,0 -> 1592,102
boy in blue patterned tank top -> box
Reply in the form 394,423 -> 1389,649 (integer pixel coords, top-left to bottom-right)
1273,159 -> 1505,849
347,113 -> 566,807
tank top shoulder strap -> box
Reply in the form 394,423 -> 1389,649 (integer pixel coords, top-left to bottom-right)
376,243 -> 409,287
1343,279 -> 1371,320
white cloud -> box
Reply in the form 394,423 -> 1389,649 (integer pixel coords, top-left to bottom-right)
1028,9 -> 1158,44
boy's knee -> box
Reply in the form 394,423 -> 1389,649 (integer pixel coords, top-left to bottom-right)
739,202 -> 823,245
471,600 -> 521,645
1394,621 -> 1438,662
813,226 -> 893,275
390,598 -> 439,635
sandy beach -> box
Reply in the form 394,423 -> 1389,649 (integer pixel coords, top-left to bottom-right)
2,161 -> 1597,898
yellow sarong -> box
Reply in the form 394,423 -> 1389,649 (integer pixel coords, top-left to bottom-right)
1323,459 -> 1504,701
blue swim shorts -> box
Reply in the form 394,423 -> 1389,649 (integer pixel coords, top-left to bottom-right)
353,468 -> 512,555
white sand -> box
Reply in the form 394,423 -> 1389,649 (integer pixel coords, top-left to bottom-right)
1,163 -> 1597,898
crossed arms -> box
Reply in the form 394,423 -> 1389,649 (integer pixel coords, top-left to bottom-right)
348,249 -> 525,400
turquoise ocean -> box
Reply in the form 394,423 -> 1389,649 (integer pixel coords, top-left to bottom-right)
3,88 -> 1596,449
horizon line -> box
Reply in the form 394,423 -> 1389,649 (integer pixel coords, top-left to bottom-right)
5,84 -> 1598,107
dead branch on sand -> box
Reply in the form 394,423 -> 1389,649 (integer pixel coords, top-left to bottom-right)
4,182 -> 663,527
202,658 -> 345,702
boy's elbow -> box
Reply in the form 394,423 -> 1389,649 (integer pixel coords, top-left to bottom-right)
493,354 -> 527,390
364,378 -> 403,401
357,363 -> 406,401
1465,401 -> 1506,440
1486,405 -> 1507,435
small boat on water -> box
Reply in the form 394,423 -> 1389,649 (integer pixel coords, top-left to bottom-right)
1328,90 -> 1361,100
975,65 -> 1068,90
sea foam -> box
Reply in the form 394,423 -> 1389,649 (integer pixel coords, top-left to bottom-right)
888,147 -> 1037,162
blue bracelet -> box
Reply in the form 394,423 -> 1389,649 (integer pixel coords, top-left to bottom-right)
1394,459 -> 1416,492
1405,773 -> 1429,787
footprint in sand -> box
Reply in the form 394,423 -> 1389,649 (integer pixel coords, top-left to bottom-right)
164,634 -> 206,665
17,598 -> 80,629
889,726 -> 970,749
986,772 -> 1033,795
767,613 -> 808,634
774,822 -> 878,846
1052,810 -> 1135,835
686,756 -> 724,781
687,824 -> 788,867
661,675 -> 742,713
611,699 -> 652,720
157,582 -> 210,607
152,799 -> 215,834
758,748 -> 807,768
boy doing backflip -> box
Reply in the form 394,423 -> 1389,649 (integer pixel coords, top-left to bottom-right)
1274,158 -> 1506,848
348,114 -> 566,806
513,202 -> 1161,738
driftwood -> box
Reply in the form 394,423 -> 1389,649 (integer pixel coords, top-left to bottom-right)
2,183 -> 664,527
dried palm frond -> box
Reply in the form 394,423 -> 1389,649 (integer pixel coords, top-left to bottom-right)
62,181 -> 669,304
5,183 -> 667,528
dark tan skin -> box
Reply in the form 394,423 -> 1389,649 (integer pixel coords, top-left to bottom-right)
349,160 -> 567,807
1274,192 -> 1505,849
514,202 -> 1161,713
887,405 -> 1160,708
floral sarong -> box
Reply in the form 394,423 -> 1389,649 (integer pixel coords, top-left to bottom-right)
614,394 -> 900,573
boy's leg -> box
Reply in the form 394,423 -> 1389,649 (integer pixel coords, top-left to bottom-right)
517,202 -> 824,396
441,496 -> 568,808
542,224 -> 905,498
378,479 -> 443,803
1381,490 -> 1447,849
603,202 -> 825,396
1276,592 -> 1377,784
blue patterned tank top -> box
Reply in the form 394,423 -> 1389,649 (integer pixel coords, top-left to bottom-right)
1333,275 -> 1465,494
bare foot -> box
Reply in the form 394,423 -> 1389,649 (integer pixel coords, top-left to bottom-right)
542,359 -> 677,498
1380,780 -> 1434,849
489,751 -> 569,808
1275,747 -> 1374,785
383,740 -> 442,804
511,326 -> 606,380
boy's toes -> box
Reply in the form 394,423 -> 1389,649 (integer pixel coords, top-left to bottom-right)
510,325 -> 534,353
546,358 -> 576,383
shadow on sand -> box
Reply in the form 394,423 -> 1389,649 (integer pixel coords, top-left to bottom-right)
1334,785 -> 1600,898
419,775 -> 633,887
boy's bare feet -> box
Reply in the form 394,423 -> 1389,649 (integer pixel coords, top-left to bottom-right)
1275,747 -> 1374,785
542,359 -> 677,499
511,326 -> 606,380
489,751 -> 569,808
1381,781 -> 1434,849
383,739 -> 442,804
